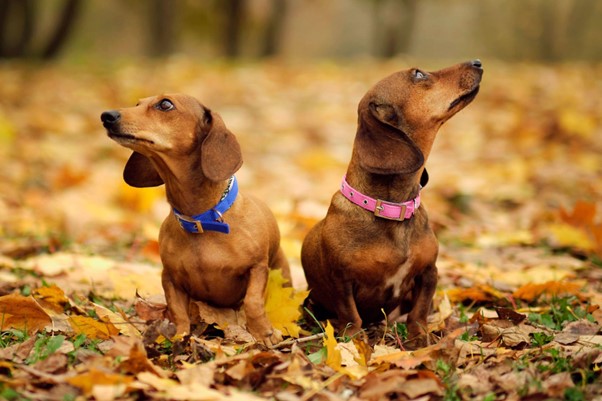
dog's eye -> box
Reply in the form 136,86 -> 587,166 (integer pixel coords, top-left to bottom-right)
156,99 -> 174,111
413,69 -> 427,80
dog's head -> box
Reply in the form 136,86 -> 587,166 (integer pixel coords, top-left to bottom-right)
354,60 -> 483,175
101,94 -> 242,187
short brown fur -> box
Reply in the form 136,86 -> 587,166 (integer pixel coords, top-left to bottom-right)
102,94 -> 291,346
301,61 -> 483,347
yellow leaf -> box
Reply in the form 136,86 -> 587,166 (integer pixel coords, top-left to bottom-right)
94,303 -> 141,338
321,321 -> 368,379
33,285 -> 69,313
67,368 -> 133,396
324,321 -> 341,370
547,223 -> 595,251
0,294 -> 52,334
117,182 -> 164,213
559,109 -> 596,138
0,112 -> 15,149
264,269 -> 309,338
68,315 -> 120,340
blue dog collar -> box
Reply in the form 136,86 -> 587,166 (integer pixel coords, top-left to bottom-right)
172,176 -> 238,234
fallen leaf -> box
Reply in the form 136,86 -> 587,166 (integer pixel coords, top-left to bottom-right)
33,285 -> 69,313
134,293 -> 168,321
137,371 -> 225,401
323,321 -> 341,371
67,368 -> 133,396
94,303 -> 141,338
265,268 -> 309,338
0,293 -> 52,334
68,315 -> 120,340
513,280 -> 585,302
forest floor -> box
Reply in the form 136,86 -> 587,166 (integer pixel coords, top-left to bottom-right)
0,59 -> 601,400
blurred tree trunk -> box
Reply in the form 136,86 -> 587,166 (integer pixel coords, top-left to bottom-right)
261,0 -> 287,57
148,0 -> 177,57
479,0 -> 602,61
41,0 -> 82,59
0,0 -> 81,59
223,0 -> 245,58
371,0 -> 418,58
0,0 -> 34,58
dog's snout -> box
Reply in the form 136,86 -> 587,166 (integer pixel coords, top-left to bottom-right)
470,59 -> 482,69
101,110 -> 121,126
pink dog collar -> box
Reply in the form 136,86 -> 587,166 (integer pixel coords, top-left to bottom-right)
340,175 -> 420,221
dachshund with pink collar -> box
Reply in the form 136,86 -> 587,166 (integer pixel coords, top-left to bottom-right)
301,60 -> 483,347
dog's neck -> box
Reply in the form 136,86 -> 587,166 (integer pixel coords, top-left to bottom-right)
346,158 -> 424,204
151,156 -> 231,216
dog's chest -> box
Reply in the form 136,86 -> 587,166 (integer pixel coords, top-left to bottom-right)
159,232 -> 251,306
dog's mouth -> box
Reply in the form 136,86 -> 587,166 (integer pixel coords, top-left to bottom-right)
448,85 -> 480,111
106,129 -> 154,145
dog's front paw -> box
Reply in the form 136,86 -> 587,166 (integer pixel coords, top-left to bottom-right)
260,329 -> 283,348
247,321 -> 282,347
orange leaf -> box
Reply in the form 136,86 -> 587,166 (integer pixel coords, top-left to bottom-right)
33,285 -> 69,313
68,315 -> 120,340
513,280 -> 584,302
67,368 -> 133,395
0,293 -> 52,334
559,201 -> 596,228
446,285 -> 503,303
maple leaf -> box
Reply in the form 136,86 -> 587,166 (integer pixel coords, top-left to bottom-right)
551,201 -> 602,256
264,268 -> 309,338
323,321 -> 342,370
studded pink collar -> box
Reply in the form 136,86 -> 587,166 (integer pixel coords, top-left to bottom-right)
340,175 -> 421,221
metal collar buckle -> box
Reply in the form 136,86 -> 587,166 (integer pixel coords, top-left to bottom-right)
374,199 -> 406,221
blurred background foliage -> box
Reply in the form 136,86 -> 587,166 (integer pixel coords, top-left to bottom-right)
1,0 -> 601,62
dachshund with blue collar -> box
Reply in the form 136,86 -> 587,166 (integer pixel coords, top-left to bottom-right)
102,94 -> 290,346
301,60 -> 483,348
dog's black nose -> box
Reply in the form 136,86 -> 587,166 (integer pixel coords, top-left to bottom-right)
101,110 -> 121,125
471,59 -> 482,68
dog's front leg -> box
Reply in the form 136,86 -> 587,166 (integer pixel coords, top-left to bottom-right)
333,281 -> 363,337
162,270 -> 191,335
404,263 -> 437,349
244,263 -> 282,347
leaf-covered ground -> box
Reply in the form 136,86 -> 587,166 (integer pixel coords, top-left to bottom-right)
1,59 -> 601,400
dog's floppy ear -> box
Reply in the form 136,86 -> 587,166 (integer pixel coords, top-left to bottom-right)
200,111 -> 243,182
123,151 -> 164,187
354,102 -> 424,175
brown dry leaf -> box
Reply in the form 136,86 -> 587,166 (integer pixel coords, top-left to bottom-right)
513,280 -> 585,302
370,346 -> 432,370
118,338 -> 166,377
175,363 -> 215,388
192,300 -> 253,343
134,292 -> 168,321
0,336 -> 36,362
0,293 -> 52,334
68,315 -> 120,340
